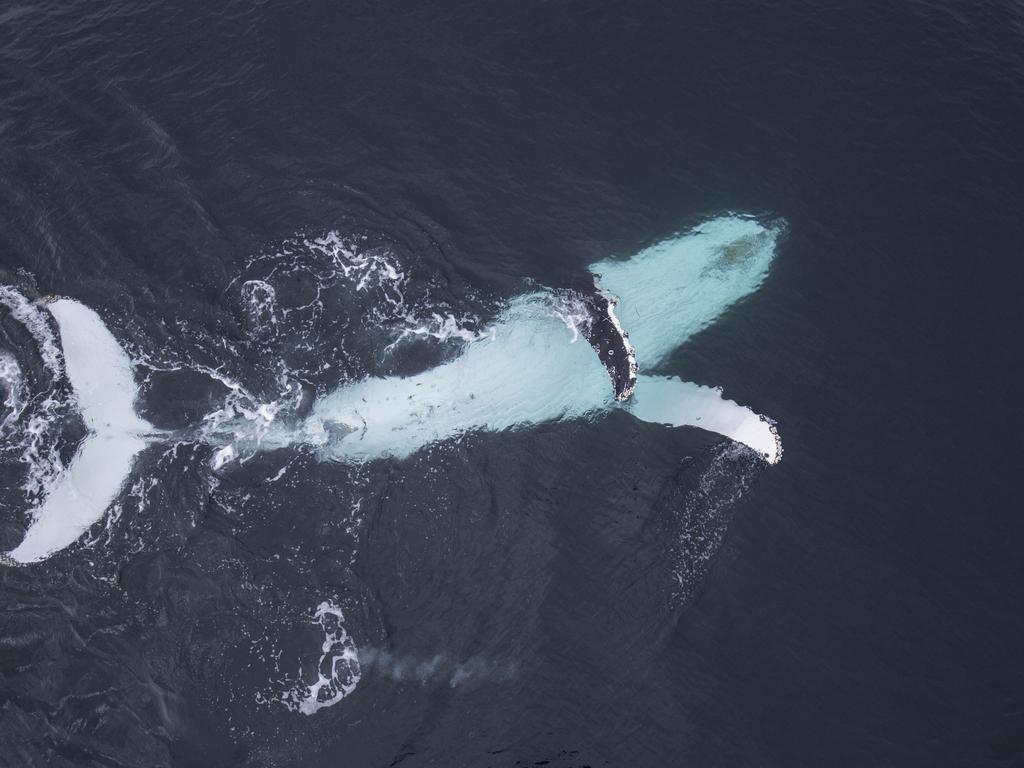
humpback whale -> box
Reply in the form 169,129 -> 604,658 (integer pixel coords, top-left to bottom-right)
299,216 -> 781,465
2,215 -> 782,564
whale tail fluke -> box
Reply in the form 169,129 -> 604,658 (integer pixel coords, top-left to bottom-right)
4,298 -> 151,565
6,433 -> 147,563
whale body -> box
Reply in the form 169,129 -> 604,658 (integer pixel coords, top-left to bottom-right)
3,214 -> 782,564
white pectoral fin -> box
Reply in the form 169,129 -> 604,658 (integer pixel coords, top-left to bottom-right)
6,432 -> 147,564
626,375 -> 782,464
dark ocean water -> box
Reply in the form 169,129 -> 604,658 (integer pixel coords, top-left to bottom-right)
2,1 -> 1024,766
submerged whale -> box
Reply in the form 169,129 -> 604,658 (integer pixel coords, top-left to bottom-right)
3,215 -> 782,564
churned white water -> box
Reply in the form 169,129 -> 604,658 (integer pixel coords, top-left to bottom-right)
282,602 -> 362,715
0,286 -> 63,376
0,351 -> 26,433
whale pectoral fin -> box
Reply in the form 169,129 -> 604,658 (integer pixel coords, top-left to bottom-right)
5,431 -> 146,565
625,375 -> 782,464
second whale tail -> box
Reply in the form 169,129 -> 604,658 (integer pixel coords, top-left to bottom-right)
4,298 -> 152,565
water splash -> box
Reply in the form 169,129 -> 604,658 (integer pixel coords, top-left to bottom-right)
273,601 -> 517,716
0,286 -> 73,508
0,286 -> 63,376
0,351 -> 26,434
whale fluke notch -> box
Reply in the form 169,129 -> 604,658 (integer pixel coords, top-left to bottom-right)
4,298 -> 152,565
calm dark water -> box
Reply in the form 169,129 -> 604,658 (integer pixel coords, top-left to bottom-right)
2,1 -> 1024,766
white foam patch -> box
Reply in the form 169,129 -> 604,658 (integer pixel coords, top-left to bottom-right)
0,286 -> 63,375
306,231 -> 408,311
550,294 -> 592,343
284,602 -> 361,715
198,365 -> 301,470
240,280 -> 277,329
0,289 -> 73,505
272,603 -> 516,717
0,351 -> 25,432
386,311 -> 487,352
5,299 -> 153,564
14,392 -> 65,501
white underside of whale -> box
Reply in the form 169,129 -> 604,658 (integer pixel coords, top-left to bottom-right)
4,215 -> 782,564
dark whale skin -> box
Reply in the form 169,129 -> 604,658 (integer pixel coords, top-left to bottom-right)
572,280 -> 638,401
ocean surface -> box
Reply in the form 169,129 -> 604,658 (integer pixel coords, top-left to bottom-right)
2,2 -> 1023,766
